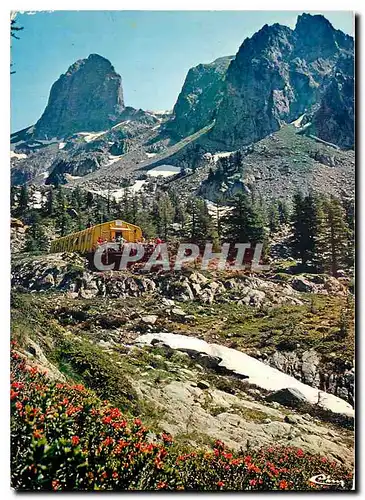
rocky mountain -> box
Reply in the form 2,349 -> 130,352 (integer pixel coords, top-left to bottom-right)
33,54 -> 125,139
10,14 -> 354,202
165,56 -> 234,139
210,14 -> 354,149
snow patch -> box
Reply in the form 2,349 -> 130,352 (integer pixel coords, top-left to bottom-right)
64,173 -> 81,181
111,120 -> 130,130
92,180 -> 147,202
78,131 -> 106,143
292,114 -> 305,128
58,142 -> 66,150
135,332 -> 354,417
10,151 -> 27,160
147,164 -> 180,178
145,152 -> 157,158
213,151 -> 234,162
112,180 -> 147,200
107,155 -> 123,166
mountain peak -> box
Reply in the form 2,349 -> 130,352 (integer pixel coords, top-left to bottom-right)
33,55 -> 125,139
295,12 -> 335,33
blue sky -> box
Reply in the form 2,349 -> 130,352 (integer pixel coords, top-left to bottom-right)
10,10 -> 354,133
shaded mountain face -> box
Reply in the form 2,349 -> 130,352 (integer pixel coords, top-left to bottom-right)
210,14 -> 354,149
33,54 -> 125,139
165,56 -> 234,139
308,71 -> 354,149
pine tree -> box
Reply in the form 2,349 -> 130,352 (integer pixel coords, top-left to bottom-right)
24,212 -> 48,252
291,192 -> 318,266
268,201 -> 280,234
18,185 -> 29,215
71,186 -> 84,210
44,188 -> 54,216
155,193 -> 175,240
186,198 -> 214,244
175,201 -> 188,235
314,196 -> 350,276
278,199 -> 290,224
342,197 -> 355,271
135,210 -> 156,239
223,193 -> 266,245
58,212 -> 73,237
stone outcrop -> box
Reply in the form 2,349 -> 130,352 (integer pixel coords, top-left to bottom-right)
210,14 -> 354,149
33,54 -> 125,139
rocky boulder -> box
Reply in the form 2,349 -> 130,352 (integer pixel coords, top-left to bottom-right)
266,387 -> 308,408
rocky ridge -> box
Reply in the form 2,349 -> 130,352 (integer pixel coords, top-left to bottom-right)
210,14 -> 354,149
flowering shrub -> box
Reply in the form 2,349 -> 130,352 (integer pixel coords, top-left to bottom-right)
11,345 -> 353,491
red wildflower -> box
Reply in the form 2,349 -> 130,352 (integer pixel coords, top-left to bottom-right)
230,458 -> 242,466
249,479 -> 257,487
296,449 -> 304,458
33,429 -> 43,439
161,433 -> 173,444
134,418 -> 142,427
72,384 -> 85,391
52,480 -> 60,491
279,480 -> 289,490
112,472 -> 119,479
11,382 -> 24,390
217,481 -> 225,488
10,390 -> 19,400
102,436 -> 114,447
157,481 -> 167,489
15,401 -> 23,411
71,436 -> 80,446
214,440 -> 225,450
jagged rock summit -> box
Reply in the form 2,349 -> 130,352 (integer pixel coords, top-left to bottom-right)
210,13 -> 354,149
33,54 -> 125,139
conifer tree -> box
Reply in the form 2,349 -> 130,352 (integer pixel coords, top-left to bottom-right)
24,212 -> 48,252
342,197 -> 355,271
278,199 -> 290,224
314,196 -> 350,276
174,201 -> 188,235
291,192 -> 318,266
155,192 -> 175,240
18,185 -> 29,215
268,201 -> 280,234
44,188 -> 54,216
223,193 -> 266,245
